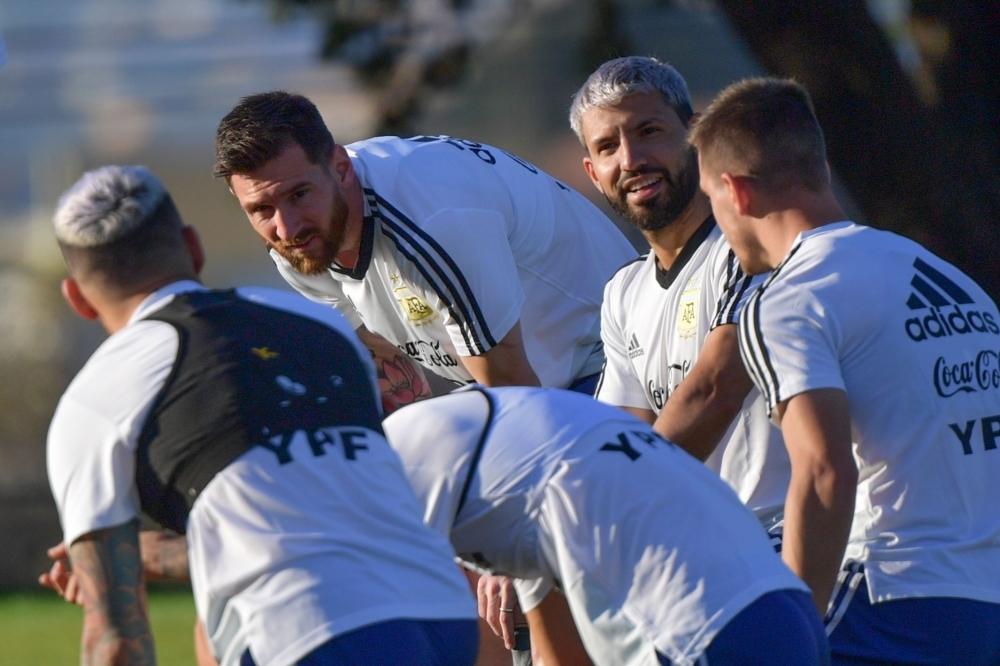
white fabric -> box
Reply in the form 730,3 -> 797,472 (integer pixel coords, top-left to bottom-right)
740,221 -> 1000,605
48,281 -> 475,666
596,223 -> 790,520
383,387 -> 808,666
273,135 -> 637,388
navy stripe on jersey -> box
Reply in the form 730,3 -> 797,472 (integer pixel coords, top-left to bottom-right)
594,358 -> 608,398
455,387 -> 496,519
367,189 -> 497,355
739,243 -> 805,411
607,252 -> 648,285
380,226 -> 478,354
714,250 -> 755,326
914,257 -> 973,305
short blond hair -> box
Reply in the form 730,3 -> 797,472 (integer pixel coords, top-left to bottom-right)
689,77 -> 828,192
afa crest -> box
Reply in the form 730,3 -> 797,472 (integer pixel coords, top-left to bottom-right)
678,288 -> 699,338
394,284 -> 438,326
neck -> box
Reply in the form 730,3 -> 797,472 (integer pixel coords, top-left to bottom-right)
759,189 -> 847,269
334,176 -> 366,270
95,273 -> 200,334
645,191 -> 714,271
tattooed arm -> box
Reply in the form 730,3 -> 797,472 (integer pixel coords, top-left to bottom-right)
69,519 -> 156,666
140,530 -> 189,582
356,325 -> 433,412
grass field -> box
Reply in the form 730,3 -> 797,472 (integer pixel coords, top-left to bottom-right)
0,587 -> 198,665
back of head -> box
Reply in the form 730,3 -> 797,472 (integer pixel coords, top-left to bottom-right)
214,91 -> 335,180
53,166 -> 187,294
569,56 -> 694,144
689,77 -> 829,193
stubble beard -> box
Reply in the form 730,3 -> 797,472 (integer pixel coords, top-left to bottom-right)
269,195 -> 350,276
607,147 -> 701,233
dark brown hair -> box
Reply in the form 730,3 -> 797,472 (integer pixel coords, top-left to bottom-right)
214,91 -> 336,180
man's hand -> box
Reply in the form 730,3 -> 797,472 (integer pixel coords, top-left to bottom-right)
39,541 -> 83,605
653,324 -> 753,461
777,388 -> 857,613
477,574 -> 523,650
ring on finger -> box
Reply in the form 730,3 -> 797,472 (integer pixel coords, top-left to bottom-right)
499,607 -> 514,613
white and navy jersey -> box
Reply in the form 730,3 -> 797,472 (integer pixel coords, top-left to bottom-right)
596,219 -> 789,521
47,282 -> 475,666
383,387 -> 808,666
273,135 -> 637,388
740,221 -> 1000,605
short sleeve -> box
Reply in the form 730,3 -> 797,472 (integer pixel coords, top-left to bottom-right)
594,279 -> 651,411
740,283 -> 846,413
47,399 -> 141,546
711,248 -> 765,329
514,576 -> 555,614
411,208 -> 524,357
270,250 -> 364,329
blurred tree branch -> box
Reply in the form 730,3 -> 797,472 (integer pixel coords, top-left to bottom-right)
713,0 -> 1000,300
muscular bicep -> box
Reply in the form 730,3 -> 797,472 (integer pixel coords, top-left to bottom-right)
69,519 -> 155,666
653,324 -> 754,460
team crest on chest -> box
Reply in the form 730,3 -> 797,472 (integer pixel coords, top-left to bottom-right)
394,283 -> 438,326
678,287 -> 700,338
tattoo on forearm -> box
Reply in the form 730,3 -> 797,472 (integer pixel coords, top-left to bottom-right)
140,530 -> 190,582
375,353 -> 433,405
70,520 -> 156,666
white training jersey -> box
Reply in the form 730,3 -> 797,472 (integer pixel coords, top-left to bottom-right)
383,387 -> 808,666
47,281 -> 475,666
740,221 -> 1000,604
596,219 -> 790,521
273,135 -> 637,388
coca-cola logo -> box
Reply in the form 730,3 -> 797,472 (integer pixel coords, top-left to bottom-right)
933,349 -> 1000,398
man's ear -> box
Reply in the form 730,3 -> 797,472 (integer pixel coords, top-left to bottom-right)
182,226 -> 205,275
721,173 -> 755,217
61,277 -> 99,321
331,144 -> 354,187
582,157 -> 604,194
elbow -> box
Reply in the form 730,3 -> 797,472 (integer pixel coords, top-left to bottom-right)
808,458 -> 858,511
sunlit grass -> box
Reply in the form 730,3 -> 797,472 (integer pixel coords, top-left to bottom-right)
0,587 -> 197,665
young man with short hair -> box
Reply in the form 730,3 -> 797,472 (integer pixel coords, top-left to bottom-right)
691,77 -> 1000,663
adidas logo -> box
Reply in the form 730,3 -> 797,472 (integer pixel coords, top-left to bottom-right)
904,257 -> 999,342
628,333 -> 645,359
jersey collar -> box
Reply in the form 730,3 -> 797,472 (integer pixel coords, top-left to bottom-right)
130,280 -> 207,324
328,211 -> 376,280
655,215 -> 716,290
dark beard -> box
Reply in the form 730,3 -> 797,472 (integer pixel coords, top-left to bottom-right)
270,196 -> 349,276
607,147 -> 700,232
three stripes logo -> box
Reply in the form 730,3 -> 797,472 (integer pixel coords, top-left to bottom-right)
904,257 -> 999,342
628,332 -> 645,359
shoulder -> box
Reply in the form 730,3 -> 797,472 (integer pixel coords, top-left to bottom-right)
606,252 -> 651,292
54,320 -> 180,435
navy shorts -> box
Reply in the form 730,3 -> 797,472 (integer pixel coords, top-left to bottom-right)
658,589 -> 830,666
240,618 -> 478,666
825,562 -> 1000,665
566,372 -> 601,396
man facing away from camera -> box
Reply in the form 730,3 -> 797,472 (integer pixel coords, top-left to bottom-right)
44,165 -> 477,666
691,77 -> 1000,664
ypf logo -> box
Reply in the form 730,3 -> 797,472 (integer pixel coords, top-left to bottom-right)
904,257 -> 999,342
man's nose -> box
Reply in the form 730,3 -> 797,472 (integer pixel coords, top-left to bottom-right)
619,137 -> 648,173
273,208 -> 306,242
